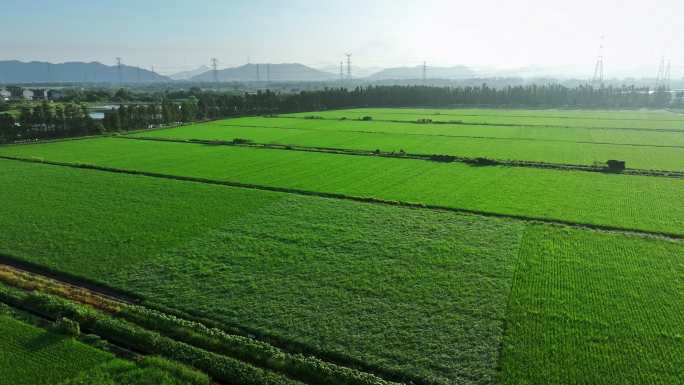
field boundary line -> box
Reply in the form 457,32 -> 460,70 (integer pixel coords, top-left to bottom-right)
117,136 -> 684,178
0,259 -> 418,385
2,154 -> 683,240
216,123 -> 684,150
347,110 -> 684,123
278,115 -> 684,133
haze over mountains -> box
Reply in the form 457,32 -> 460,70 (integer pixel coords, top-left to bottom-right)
0,61 -> 168,83
168,65 -> 210,80
367,65 -> 476,80
1,60 -> 677,84
189,63 -> 338,82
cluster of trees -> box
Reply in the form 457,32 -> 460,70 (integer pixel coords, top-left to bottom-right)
179,84 -> 683,117
102,100 -> 199,131
1,84 -> 682,143
0,101 -> 102,142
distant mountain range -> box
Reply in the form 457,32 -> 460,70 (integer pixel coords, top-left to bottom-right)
190,63 -> 337,82
168,65 -> 211,80
0,60 -> 169,83
367,65 -> 476,80
7,60 -> 654,84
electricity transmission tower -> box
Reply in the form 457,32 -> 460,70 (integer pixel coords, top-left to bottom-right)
591,37 -> 604,86
345,53 -> 352,80
116,57 -> 123,84
211,58 -> 219,84
340,61 -> 344,82
422,61 -> 427,84
656,57 -> 672,89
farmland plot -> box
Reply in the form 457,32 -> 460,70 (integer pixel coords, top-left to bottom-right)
502,226 -> 684,385
133,117 -> 684,147
0,159 -> 525,385
130,118 -> 684,171
284,108 -> 684,130
0,314 -> 114,385
1,138 -> 682,235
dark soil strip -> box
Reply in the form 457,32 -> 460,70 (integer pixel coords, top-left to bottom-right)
0,254 -> 143,304
119,136 -> 684,179
2,154 -> 682,241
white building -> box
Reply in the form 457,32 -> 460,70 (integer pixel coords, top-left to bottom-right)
22,89 -> 34,101
0,89 -> 10,101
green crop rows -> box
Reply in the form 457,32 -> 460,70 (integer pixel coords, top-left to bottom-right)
130,117 -> 684,171
0,159 -> 525,385
1,108 -> 683,385
501,226 -> 684,384
0,314 -> 113,385
284,108 -> 684,130
1,137 -> 682,235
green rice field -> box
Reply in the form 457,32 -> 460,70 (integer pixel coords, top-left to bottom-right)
0,137 -> 682,235
0,314 -> 114,385
284,108 -> 684,130
130,117 -> 684,170
1,108 -> 683,385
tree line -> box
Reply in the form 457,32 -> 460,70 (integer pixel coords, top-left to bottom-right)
1,84 -> 683,143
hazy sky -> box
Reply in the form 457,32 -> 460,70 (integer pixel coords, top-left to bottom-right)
2,0 -> 682,77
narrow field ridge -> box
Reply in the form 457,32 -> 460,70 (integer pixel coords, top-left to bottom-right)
118,136 -> 684,178
0,261 -> 412,385
1,154 -> 681,240
216,123 -> 684,149
278,115 -> 684,133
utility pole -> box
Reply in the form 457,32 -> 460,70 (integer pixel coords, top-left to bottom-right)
210,58 -> 219,84
591,36 -> 604,87
340,61 -> 344,83
116,57 -> 123,85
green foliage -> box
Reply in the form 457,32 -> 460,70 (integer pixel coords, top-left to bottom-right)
58,357 -> 212,385
0,284 -> 302,385
54,317 -> 81,337
1,137 -> 682,235
0,160 -> 524,385
501,226 -> 684,384
130,113 -> 684,171
0,314 -> 114,385
120,305 -> 398,385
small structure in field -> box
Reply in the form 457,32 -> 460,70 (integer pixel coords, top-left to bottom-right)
606,160 -> 626,172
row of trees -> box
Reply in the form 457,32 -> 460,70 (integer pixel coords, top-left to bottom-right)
0,102 -> 102,142
2,84 -> 683,143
